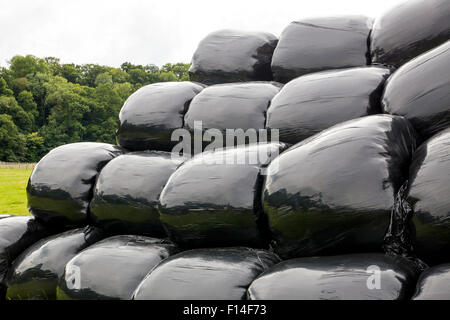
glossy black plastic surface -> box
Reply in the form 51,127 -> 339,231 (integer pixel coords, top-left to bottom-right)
184,82 -> 281,133
159,143 -> 287,249
272,16 -> 371,83
371,0 -> 450,68
266,67 -> 390,144
5,226 -> 105,300
382,41 -> 450,140
116,82 -> 204,151
263,115 -> 417,259
27,143 -> 123,227
406,128 -> 450,265
413,263 -> 450,299
0,216 -> 51,298
133,247 -> 280,300
57,235 -> 179,300
90,151 -> 185,237
247,253 -> 419,300
189,30 -> 278,85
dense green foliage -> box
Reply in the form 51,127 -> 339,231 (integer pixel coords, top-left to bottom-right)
0,55 -> 190,162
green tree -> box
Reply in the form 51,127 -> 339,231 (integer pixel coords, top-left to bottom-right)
0,114 -> 25,161
0,95 -> 33,132
0,77 -> 13,96
9,55 -> 48,78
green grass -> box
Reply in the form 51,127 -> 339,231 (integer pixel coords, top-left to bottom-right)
0,167 -> 33,216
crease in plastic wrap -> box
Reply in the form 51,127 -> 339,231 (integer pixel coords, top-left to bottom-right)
404,128 -> 450,265
266,67 -> 391,145
184,82 -> 282,142
5,226 -> 106,300
382,41 -> 450,141
0,216 -> 53,299
132,247 -> 280,300
90,151 -> 185,237
189,30 -> 278,85
262,115 -> 417,259
370,0 -> 450,68
271,16 -> 372,83
247,253 -> 419,300
116,81 -> 205,151
159,142 -> 287,249
57,235 -> 179,300
27,142 -> 124,228
413,263 -> 450,300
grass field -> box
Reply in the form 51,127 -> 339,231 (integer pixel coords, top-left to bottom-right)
0,165 -> 34,216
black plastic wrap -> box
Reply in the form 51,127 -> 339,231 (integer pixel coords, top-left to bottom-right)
133,247 -> 280,300
189,30 -> 278,85
116,82 -> 205,151
371,0 -> 450,68
382,41 -> 450,140
266,67 -> 390,144
159,143 -> 287,249
90,151 -> 185,237
263,115 -> 417,259
57,235 -> 179,300
247,253 -> 419,300
0,216 -> 52,298
413,263 -> 450,300
184,82 -> 281,135
405,128 -> 450,265
271,16 -> 371,83
27,142 -> 123,228
5,226 -> 105,300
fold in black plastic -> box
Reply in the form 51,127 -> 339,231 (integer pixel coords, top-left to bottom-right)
189,30 -> 278,85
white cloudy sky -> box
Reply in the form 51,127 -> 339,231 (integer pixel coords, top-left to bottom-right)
0,0 -> 407,68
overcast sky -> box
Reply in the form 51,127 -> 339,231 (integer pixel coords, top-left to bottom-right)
0,0 -> 407,68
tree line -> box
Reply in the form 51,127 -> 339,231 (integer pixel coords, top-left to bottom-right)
0,55 -> 190,162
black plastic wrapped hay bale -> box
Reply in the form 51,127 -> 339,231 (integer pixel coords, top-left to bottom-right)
271,16 -> 372,83
90,151 -> 185,237
133,247 -> 280,300
371,0 -> 450,68
5,226 -> 105,300
116,81 -> 205,151
184,82 -> 281,138
405,128 -> 450,265
0,216 -> 51,299
57,235 -> 178,300
382,41 -> 450,141
247,253 -> 419,300
266,67 -> 390,145
263,115 -> 417,259
27,142 -> 123,228
159,143 -> 287,249
413,263 -> 450,300
189,29 -> 278,85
